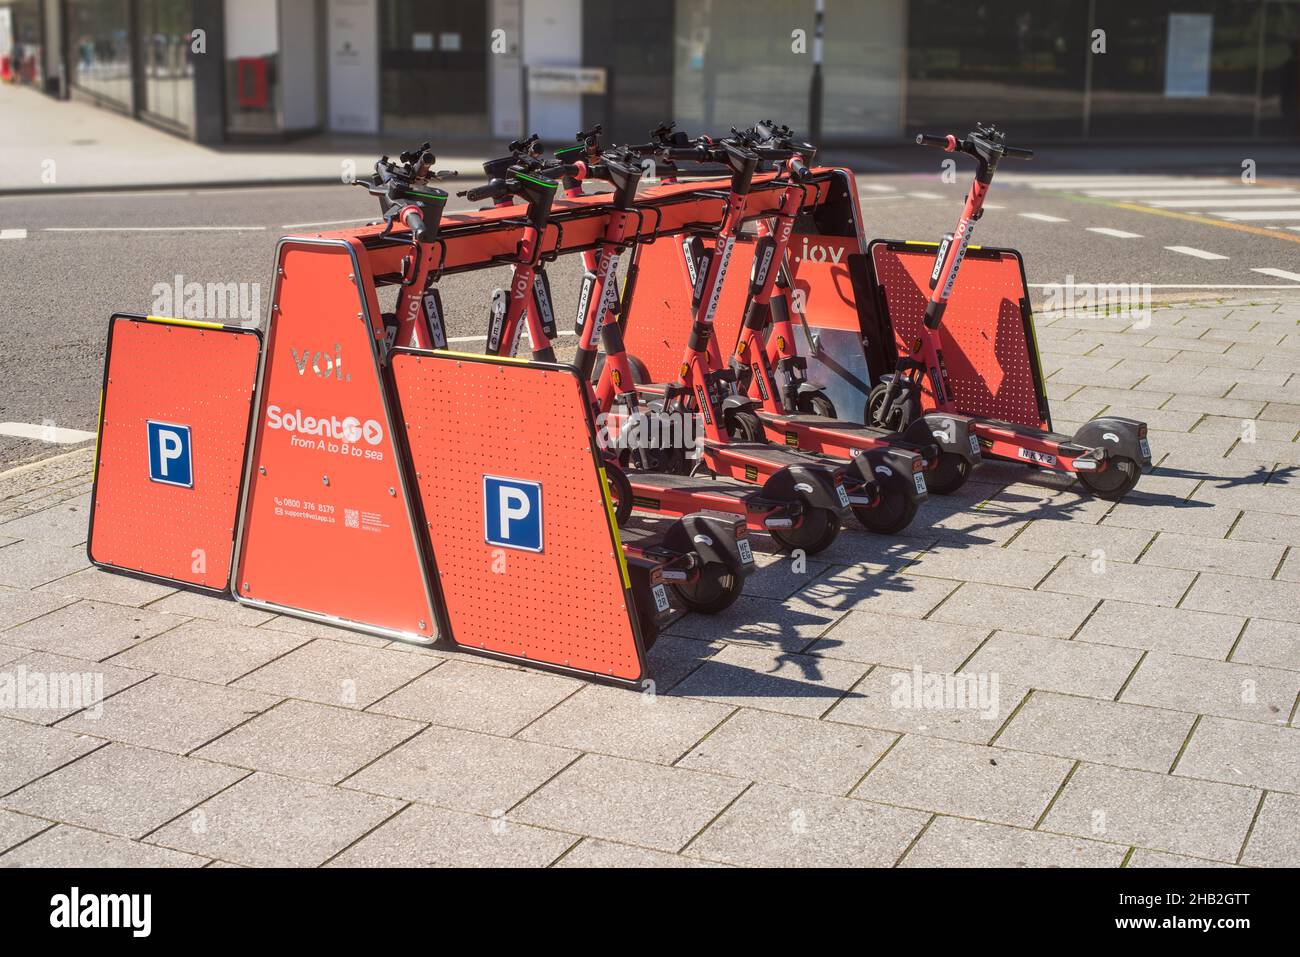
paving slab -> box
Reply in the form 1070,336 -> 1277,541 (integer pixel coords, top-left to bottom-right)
1,599 -> 187,661
1121,652 -> 1300,724
1175,717 -> 1300,793
825,666 -> 1027,745
2,743 -> 246,838
927,583 -> 1097,639
0,649 -> 150,725
0,587 -> 78,631
997,691 -> 1194,772
517,684 -> 731,764
0,498 -> 91,547
0,809 -> 51,854
1005,521 -> 1154,563
0,716 -> 104,795
56,674 -> 279,754
1139,532 -> 1285,579
1239,791 -> 1300,867
555,838 -> 719,868
1104,500 -> 1240,540
1039,556 -> 1196,607
343,725 -> 576,816
643,634 -> 725,692
685,783 -> 928,867
795,565 -> 961,619
676,708 -> 896,796
369,659 -> 579,736
1230,618 -> 1300,672
145,590 -> 276,627
669,643 -> 867,719
1229,510 -> 1300,547
328,803 -> 574,868
0,824 -> 208,867
806,610 -> 990,671
256,614 -> 394,648
963,631 -> 1142,699
853,735 -> 1073,828
35,566 -> 177,607
1125,848 -> 1239,867
514,753 -> 747,852
664,594 -> 846,653
148,772 -> 404,867
905,545 -> 1059,589
109,618 -> 307,685
234,639 -> 437,709
901,816 -> 1126,868
1041,762 -> 1259,862
1074,600 -> 1244,659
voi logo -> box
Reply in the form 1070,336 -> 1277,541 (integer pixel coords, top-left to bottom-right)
146,421 -> 192,488
484,475 -> 543,552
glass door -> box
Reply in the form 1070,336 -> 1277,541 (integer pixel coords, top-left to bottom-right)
380,0 -> 488,136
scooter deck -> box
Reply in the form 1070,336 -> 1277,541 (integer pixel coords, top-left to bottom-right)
762,411 -> 895,439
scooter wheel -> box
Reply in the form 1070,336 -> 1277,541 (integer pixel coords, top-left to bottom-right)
672,562 -> 743,614
853,488 -> 919,535
725,408 -> 766,442
865,383 -> 897,430
770,508 -> 841,554
1076,455 -> 1141,501
604,462 -> 634,526
926,451 -> 972,495
797,390 -> 837,418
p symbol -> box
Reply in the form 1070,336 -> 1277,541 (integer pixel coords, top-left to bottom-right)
147,421 -> 193,487
484,476 -> 542,552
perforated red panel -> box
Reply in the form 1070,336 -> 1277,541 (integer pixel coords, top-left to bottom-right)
871,244 -> 1047,429
391,352 -> 645,682
90,315 -> 259,592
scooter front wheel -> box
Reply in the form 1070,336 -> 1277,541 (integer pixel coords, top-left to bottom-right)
725,408 -> 766,443
853,488 -> 919,535
1076,455 -> 1141,501
797,390 -> 837,418
769,508 -> 841,554
604,462 -> 634,526
672,562 -> 743,614
926,451 -> 972,495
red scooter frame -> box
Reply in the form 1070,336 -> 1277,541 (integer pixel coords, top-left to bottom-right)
869,125 -> 1150,500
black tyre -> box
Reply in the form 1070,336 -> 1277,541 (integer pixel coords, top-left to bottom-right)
604,461 -> 634,526
926,451 -> 972,495
1076,455 -> 1141,501
853,487 -> 919,535
866,383 -> 897,430
769,508 -> 841,554
725,408 -> 766,443
797,390 -> 837,418
672,562 -> 743,614
625,353 -> 651,385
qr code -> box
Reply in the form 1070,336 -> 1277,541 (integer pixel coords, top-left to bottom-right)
344,508 -> 359,529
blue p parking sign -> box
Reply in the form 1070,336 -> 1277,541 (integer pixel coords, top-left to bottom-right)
483,475 -> 542,552
147,421 -> 193,488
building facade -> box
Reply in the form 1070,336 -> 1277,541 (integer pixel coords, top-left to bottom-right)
5,0 -> 1299,144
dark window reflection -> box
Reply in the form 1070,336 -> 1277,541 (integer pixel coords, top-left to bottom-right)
67,0 -> 132,110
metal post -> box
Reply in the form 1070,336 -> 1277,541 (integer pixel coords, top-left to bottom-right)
809,0 -> 824,143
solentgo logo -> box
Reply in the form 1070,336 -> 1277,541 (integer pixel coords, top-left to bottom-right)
290,343 -> 350,382
266,405 -> 383,445
50,887 -> 151,938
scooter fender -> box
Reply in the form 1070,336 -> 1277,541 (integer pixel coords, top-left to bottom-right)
909,412 -> 982,466
663,512 -> 757,580
1073,416 -> 1152,469
761,464 -> 853,519
859,445 -> 929,503
721,394 -> 761,414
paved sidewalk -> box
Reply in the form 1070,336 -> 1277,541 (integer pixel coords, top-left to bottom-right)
0,297 -> 1298,867
0,85 -> 499,194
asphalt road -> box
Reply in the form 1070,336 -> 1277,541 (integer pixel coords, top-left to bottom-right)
2,165 -> 1299,467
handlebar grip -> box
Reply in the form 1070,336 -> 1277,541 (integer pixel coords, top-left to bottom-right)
1003,145 -> 1034,160
916,133 -> 955,150
463,180 -> 506,202
401,207 -> 428,242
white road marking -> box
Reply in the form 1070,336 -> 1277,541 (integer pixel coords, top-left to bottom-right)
1085,227 -> 1143,239
1150,196 -> 1300,208
861,184 -> 897,192
0,422 -> 96,444
1010,177 -> 1230,190
0,229 -> 27,240
446,330 -> 576,345
280,217 -> 377,229
1084,187 -> 1294,199
1018,212 -> 1069,223
1211,209 -> 1300,221
1027,283 -> 1300,289
1164,245 -> 1229,260
1251,267 -> 1300,282
43,225 -> 268,232
907,191 -> 943,200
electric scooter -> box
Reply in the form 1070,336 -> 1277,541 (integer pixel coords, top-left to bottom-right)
868,125 -> 1151,499
730,122 -> 982,500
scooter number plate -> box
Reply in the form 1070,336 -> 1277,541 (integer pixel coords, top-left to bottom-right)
652,584 -> 671,614
969,435 -> 981,457
737,538 -> 754,565
1139,438 -> 1151,460
914,472 -> 928,496
835,483 -> 851,508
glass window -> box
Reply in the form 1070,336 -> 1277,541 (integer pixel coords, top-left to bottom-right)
10,0 -> 45,86
1254,0 -> 1299,136
224,0 -> 282,134
139,0 -> 196,133
67,0 -> 133,110
380,0 -> 489,136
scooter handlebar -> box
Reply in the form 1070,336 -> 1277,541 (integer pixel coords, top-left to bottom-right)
400,206 -> 428,242
461,179 -> 508,203
1002,145 -> 1035,160
916,133 -> 956,151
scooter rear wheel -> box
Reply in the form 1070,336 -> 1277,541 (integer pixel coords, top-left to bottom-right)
853,488 -> 919,535
926,451 -> 972,495
797,390 -> 837,418
725,408 -> 766,443
1076,455 -> 1141,501
604,462 -> 634,526
769,508 -> 841,554
672,562 -> 742,614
